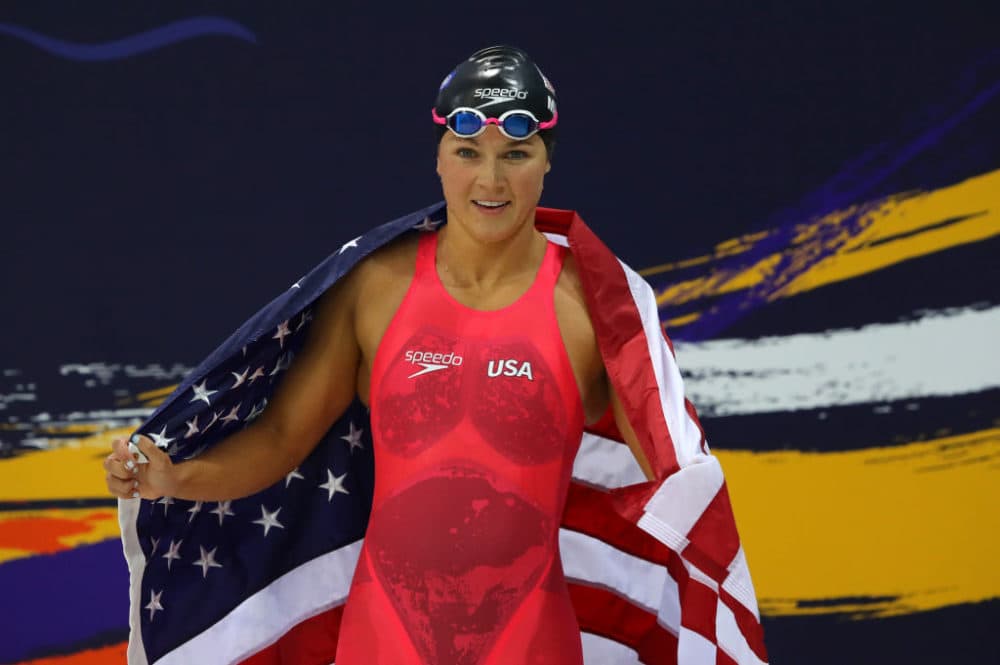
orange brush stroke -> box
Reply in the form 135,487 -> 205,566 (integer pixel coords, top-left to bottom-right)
0,511 -> 116,554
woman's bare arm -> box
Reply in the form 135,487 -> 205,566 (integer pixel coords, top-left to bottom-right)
106,271 -> 364,502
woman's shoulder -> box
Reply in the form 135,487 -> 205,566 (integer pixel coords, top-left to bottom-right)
348,231 -> 421,288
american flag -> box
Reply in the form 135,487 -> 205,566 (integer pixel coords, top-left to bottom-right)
118,202 -> 768,664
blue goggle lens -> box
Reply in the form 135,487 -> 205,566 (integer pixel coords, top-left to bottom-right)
501,114 -> 534,138
450,112 -> 483,136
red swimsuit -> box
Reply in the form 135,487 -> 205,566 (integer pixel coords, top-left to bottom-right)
335,229 -> 585,665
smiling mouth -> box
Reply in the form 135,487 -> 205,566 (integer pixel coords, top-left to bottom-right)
472,200 -> 510,210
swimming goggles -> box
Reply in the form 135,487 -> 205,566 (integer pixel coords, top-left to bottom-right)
431,107 -> 558,140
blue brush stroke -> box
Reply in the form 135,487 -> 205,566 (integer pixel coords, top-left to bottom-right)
0,16 -> 256,61
657,53 -> 1000,343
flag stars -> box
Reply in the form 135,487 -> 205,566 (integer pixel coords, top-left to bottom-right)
184,415 -> 200,439
190,380 -> 217,406
247,366 -> 266,384
273,320 -> 292,349
148,426 -> 175,450
145,589 -> 164,622
162,539 -> 183,570
319,469 -> 350,501
244,399 -> 267,424
157,496 -> 174,516
338,236 -> 361,254
269,352 -> 292,377
340,422 -> 365,454
413,217 -> 442,232
253,505 -> 285,537
296,309 -> 313,332
220,403 -> 242,426
192,546 -> 223,579
204,410 -> 221,432
187,501 -> 203,523
285,467 -> 304,488
211,500 -> 235,526
231,367 -> 250,389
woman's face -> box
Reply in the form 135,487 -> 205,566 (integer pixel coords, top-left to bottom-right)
436,125 -> 551,244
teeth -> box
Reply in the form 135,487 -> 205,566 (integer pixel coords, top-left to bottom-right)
474,200 -> 508,208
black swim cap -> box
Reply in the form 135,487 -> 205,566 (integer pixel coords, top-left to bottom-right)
434,45 -> 558,157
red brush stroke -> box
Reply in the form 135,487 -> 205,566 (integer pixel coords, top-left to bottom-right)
13,642 -> 127,665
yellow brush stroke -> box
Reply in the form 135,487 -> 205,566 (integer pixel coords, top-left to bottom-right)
34,424 -> 105,435
779,172 -> 999,298
718,427 -> 1000,618
2,426 -> 998,619
640,230 -> 773,277
0,509 -> 120,565
664,312 -> 701,328
654,168 -> 1000,308
0,430 -> 133,501
137,385 -> 177,402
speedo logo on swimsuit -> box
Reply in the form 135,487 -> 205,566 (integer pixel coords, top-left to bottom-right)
404,349 -> 464,379
473,88 -> 528,100
487,359 -> 534,381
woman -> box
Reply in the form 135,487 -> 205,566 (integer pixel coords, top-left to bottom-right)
104,45 -> 655,664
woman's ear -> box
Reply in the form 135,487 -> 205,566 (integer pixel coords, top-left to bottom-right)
545,160 -> 551,174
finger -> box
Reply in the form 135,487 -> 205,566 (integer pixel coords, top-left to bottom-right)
110,437 -> 136,461
132,434 -> 168,465
106,471 -> 141,499
103,453 -> 138,479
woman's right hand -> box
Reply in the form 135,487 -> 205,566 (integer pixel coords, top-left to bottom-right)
103,434 -> 177,501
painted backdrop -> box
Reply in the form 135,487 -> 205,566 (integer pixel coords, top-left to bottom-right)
0,3 -> 997,664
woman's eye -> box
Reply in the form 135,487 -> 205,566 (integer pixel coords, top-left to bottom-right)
457,148 -> 477,158
506,150 -> 528,160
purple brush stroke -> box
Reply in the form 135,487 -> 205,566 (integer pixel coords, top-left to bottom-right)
0,16 -> 256,61
657,55 -> 1000,343
0,539 -> 128,662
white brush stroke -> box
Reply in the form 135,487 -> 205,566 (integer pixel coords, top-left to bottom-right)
674,305 -> 1000,416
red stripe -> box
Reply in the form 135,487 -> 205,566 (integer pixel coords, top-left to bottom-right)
678,578 -> 719,644
568,581 -> 678,665
717,648 -> 739,665
681,483 -> 742,583
563,481 -> 670,564
551,208 -> 679,477
720,589 -> 769,662
239,604 -> 343,665
684,398 -> 709,454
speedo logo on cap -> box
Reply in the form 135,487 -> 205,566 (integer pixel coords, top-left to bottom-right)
474,88 -> 528,100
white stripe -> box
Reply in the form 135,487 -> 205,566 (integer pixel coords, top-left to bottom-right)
581,632 -> 641,664
620,261 -> 706,467
119,498 -> 150,665
717,599 -> 767,665
559,528 -> 680,634
638,452 -> 725,539
572,432 -> 647,489
153,539 -> 362,665
678,626 -> 718,665
724,547 -> 761,620
674,305 -> 1000,416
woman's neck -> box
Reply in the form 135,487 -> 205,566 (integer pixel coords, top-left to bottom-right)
435,211 -> 548,291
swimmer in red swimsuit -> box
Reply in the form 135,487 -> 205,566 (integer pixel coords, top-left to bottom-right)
106,45 -> 657,664
336,227 -> 584,664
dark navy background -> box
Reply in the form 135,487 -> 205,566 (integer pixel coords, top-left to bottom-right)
1,2 -> 998,663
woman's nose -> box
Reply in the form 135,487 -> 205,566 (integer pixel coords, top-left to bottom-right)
475,157 -> 506,190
